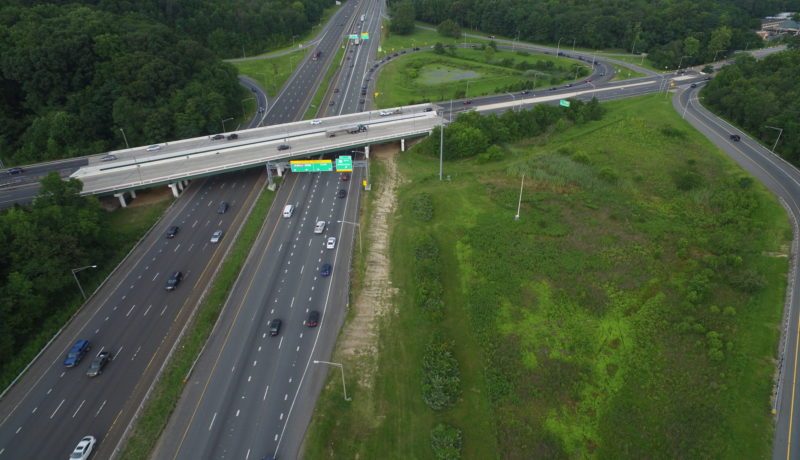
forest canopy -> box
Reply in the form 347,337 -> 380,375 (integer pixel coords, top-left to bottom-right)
390,0 -> 800,68
0,0 -> 332,165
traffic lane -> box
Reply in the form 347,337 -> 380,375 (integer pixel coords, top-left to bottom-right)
0,171 -> 262,459
164,174 -> 306,459
274,168 -> 362,459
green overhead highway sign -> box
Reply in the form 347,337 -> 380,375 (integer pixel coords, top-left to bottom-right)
348,34 -> 358,39
336,155 -> 353,172
360,33 -> 370,39
290,160 -> 333,172
559,100 -> 571,107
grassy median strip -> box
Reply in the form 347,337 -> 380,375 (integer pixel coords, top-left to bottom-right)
120,180 -> 278,459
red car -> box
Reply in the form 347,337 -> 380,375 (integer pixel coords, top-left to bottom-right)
463,99 -> 473,105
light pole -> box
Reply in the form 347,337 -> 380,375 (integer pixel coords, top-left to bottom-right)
512,30 -> 520,51
556,37 -> 564,56
291,34 -> 299,48
572,38 -> 576,55
313,360 -> 351,401
119,128 -> 130,149
507,92 -> 517,111
712,50 -> 725,62
678,55 -> 691,70
439,117 -> 444,181
631,37 -> 637,55
337,220 -> 362,253
221,117 -> 233,133
587,81 -> 596,99
71,265 -> 97,299
765,125 -> 784,154
465,80 -> 470,98
515,174 -> 525,221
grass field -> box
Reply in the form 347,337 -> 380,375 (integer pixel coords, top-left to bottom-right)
303,94 -> 789,458
375,47 -> 590,108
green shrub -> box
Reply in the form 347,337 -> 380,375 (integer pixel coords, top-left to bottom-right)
412,192 -> 435,221
421,340 -> 462,410
431,423 -> 463,459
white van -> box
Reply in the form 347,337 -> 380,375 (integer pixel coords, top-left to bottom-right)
283,204 -> 295,218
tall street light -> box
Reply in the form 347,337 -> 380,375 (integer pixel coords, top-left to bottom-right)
765,125 -> 784,155
221,117 -> 233,133
712,49 -> 725,62
556,37 -> 564,56
337,220 -> 362,253
678,55 -> 691,70
439,118 -> 444,181
313,360 -> 351,401
71,265 -> 97,299
119,128 -> 130,149
515,174 -> 525,221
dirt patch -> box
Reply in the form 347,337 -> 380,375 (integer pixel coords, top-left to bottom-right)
339,143 -> 406,388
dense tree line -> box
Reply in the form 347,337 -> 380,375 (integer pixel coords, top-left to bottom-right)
0,0 -> 332,165
0,173 -> 114,381
703,49 -> 800,163
389,0 -> 800,68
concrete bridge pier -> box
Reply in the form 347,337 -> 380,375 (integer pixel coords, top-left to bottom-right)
168,181 -> 182,198
401,138 -> 406,152
113,189 -> 137,208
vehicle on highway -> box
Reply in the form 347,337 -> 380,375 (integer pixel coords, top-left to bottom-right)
283,204 -> 295,218
314,221 -> 326,234
424,107 -> 434,111
64,340 -> 90,367
8,167 -> 24,175
730,134 -> 741,142
166,226 -> 179,238
100,154 -> 117,162
146,144 -> 161,151
211,134 -> 225,140
310,119 -> 322,125
690,83 -> 697,88
326,237 -> 337,249
227,133 -> 239,140
329,101 -> 335,106
334,88 -> 340,93
210,230 -> 223,243
565,83 -> 573,87
463,99 -> 472,104
337,189 -> 347,198
218,202 -> 229,213
325,124 -> 367,138
70,435 -> 96,460
321,263 -> 331,277
341,172 -> 350,181
269,319 -> 282,336
165,271 -> 183,291
86,351 -> 110,377
277,144 -> 291,151
258,107 -> 265,113
305,311 -> 320,327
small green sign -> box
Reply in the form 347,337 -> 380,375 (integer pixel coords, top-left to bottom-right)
291,160 -> 333,172
336,155 -> 353,172
348,34 -> 358,39
559,100 -> 571,107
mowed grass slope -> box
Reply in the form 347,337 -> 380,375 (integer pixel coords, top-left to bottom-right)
305,94 -> 788,458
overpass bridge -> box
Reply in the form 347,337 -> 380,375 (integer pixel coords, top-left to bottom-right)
71,104 -> 439,205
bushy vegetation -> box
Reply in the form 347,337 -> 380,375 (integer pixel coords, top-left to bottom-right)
303,94 -> 788,458
431,423 -> 463,459
703,49 -> 800,163
389,0 -> 781,67
415,100 -> 605,160
422,338 -> 461,410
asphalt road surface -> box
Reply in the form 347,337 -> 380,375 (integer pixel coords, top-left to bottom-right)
0,168 -> 264,459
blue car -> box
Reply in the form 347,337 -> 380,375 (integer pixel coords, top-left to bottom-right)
64,340 -> 90,367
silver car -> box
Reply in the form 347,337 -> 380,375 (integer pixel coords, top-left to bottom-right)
146,144 -> 161,151
210,230 -> 223,243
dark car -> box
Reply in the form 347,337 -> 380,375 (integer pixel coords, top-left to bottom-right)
227,133 -> 238,140
565,83 -> 573,88
86,351 -> 110,377
521,90 -> 530,95
321,263 -> 331,277
690,83 -> 697,88
337,189 -> 347,198
341,172 -> 350,181
269,319 -> 282,336
165,271 -> 183,291
166,226 -> 179,238
424,107 -> 433,112
329,101 -> 335,106
305,311 -> 320,327
414,47 -> 420,51
549,87 -> 558,91
7,167 -> 23,175
64,340 -> 91,367
218,202 -> 229,213
277,144 -> 291,151
463,99 -> 472,105
729,134 -> 741,142
211,134 -> 225,140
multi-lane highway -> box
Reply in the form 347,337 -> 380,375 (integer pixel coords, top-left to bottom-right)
0,168 -> 264,459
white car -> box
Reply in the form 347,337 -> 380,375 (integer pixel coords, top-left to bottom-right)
145,144 -> 161,151
210,230 -> 223,243
379,110 -> 391,116
326,236 -> 337,249
70,436 -> 96,460
310,119 -> 322,125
